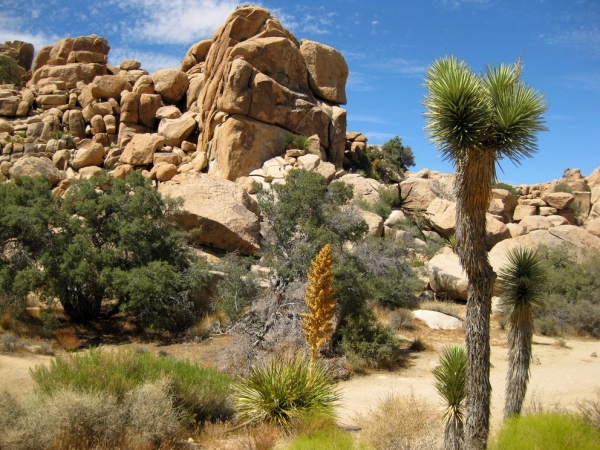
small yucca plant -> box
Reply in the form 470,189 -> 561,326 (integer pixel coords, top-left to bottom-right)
433,344 -> 467,450
498,246 -> 545,418
232,355 -> 339,430
302,244 -> 337,362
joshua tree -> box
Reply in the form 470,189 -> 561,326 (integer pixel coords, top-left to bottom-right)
423,56 -> 547,449
498,247 -> 545,418
434,344 -> 468,450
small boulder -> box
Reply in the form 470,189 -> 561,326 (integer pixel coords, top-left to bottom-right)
9,156 -> 63,186
151,69 -> 189,104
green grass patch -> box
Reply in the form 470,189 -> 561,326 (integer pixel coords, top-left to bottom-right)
489,412 -> 600,450
287,427 -> 363,449
30,347 -> 232,422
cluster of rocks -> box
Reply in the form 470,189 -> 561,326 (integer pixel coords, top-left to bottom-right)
423,167 -> 600,301
1,5 -> 599,292
0,6 -> 350,191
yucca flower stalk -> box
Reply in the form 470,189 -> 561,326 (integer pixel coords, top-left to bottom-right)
434,344 -> 467,450
302,244 -> 337,362
498,247 -> 545,418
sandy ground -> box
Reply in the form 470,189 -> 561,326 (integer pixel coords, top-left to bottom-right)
1,323 -> 599,437
337,329 -> 600,433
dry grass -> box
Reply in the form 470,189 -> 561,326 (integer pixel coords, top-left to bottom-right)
578,390 -> 600,432
54,330 -> 82,352
0,382 -> 184,450
357,392 -> 443,450
408,335 -> 431,352
418,300 -> 465,320
388,308 -> 416,331
239,423 -> 281,450
2,332 -> 19,352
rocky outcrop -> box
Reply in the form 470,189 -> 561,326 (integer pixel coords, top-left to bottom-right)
195,6 -> 348,178
158,172 -> 260,255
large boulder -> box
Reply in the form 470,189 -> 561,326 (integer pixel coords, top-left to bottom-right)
208,114 -> 289,181
71,140 -> 104,170
558,168 -> 588,192
151,69 -> 189,104
158,172 -> 260,255
90,75 -> 131,100
541,192 -> 574,210
120,134 -> 165,166
157,114 -> 197,147
412,310 -> 462,330
428,251 -> 469,301
300,39 -> 348,104
357,209 -> 384,237
335,174 -> 385,204
399,178 -> 438,211
9,156 -> 62,186
489,225 -> 600,282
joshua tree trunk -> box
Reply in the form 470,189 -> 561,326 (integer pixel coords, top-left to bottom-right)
445,414 -> 465,450
455,150 -> 496,450
504,303 -> 534,418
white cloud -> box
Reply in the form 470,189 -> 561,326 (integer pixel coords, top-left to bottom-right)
346,72 -> 375,92
372,57 -> 425,76
109,0 -> 244,44
108,47 -> 182,73
350,115 -> 392,125
542,26 -> 600,56
0,10 -> 59,49
371,21 -> 379,26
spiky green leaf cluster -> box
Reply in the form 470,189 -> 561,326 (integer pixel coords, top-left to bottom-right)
232,355 -> 339,430
423,55 -> 547,166
433,344 -> 467,421
498,247 -> 545,308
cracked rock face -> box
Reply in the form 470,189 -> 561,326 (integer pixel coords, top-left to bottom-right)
193,6 -> 348,179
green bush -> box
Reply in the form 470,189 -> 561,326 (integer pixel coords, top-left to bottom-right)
257,169 -> 367,279
553,182 -> 573,193
213,253 -> 260,321
1,172 -> 209,328
339,311 -> 405,370
30,348 -> 232,422
232,355 -> 339,429
0,55 -> 22,86
354,188 -> 398,219
365,136 -> 415,182
493,181 -> 518,196
530,247 -> 600,338
489,413 -> 600,450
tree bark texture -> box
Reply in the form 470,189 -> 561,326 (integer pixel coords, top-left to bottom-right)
455,149 -> 496,450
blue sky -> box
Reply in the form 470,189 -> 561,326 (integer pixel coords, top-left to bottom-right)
1,0 -> 598,184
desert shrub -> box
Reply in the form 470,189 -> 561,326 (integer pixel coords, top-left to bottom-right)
1,173 -> 210,328
0,384 -> 184,450
339,311 -> 405,370
337,235 -> 420,311
0,55 -> 22,86
389,308 -> 416,331
213,253 -> 260,321
30,348 -> 232,422
257,169 -> 368,280
553,182 -> 573,193
358,392 -> 443,450
2,332 -> 19,352
239,423 -> 281,450
365,136 -> 415,182
492,181 -> 518,196
578,390 -> 600,432
489,412 -> 600,450
530,247 -> 600,337
232,355 -> 339,430
354,188 -> 398,219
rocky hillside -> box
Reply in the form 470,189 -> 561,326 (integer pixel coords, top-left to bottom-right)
1,5 -> 600,293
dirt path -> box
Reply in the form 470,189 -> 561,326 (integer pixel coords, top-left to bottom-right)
337,333 -> 600,432
0,353 -> 53,393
